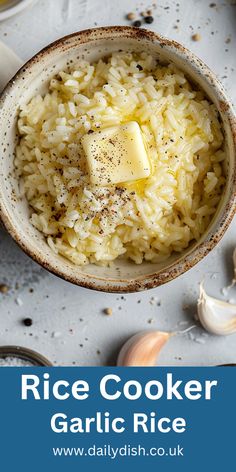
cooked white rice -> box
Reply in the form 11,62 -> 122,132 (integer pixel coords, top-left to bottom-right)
15,52 -> 225,266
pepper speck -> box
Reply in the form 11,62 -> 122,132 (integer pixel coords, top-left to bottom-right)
144,16 -> 154,24
23,318 -> 33,327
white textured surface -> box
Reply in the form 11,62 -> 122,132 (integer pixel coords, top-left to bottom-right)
0,0 -> 235,366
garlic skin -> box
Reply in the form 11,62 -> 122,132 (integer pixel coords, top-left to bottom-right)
233,248 -> 236,284
117,331 -> 170,367
220,248 -> 236,295
197,283 -> 236,335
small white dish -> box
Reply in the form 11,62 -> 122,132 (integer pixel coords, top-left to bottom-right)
0,40 -> 22,91
0,0 -> 36,21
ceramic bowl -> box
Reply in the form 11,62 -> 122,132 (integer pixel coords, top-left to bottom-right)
0,27 -> 235,292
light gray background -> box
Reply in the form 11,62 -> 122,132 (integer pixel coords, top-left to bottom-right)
0,0 -> 235,366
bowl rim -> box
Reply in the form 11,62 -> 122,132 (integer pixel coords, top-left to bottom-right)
0,345 -> 53,366
0,26 -> 236,293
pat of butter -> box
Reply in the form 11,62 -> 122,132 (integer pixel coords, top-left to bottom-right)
81,121 -> 150,186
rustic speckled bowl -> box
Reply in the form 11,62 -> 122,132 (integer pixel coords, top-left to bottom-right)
0,27 -> 236,292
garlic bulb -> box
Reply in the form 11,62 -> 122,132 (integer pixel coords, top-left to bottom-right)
117,330 -> 170,366
197,283 -> 236,335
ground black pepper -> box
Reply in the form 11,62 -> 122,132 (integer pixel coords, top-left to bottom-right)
144,16 -> 154,24
133,20 -> 142,27
23,318 -> 33,327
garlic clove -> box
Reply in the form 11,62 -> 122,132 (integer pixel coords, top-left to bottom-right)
197,283 -> 236,335
117,330 -> 170,366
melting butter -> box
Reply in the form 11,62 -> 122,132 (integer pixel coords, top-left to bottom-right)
81,121 -> 151,186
